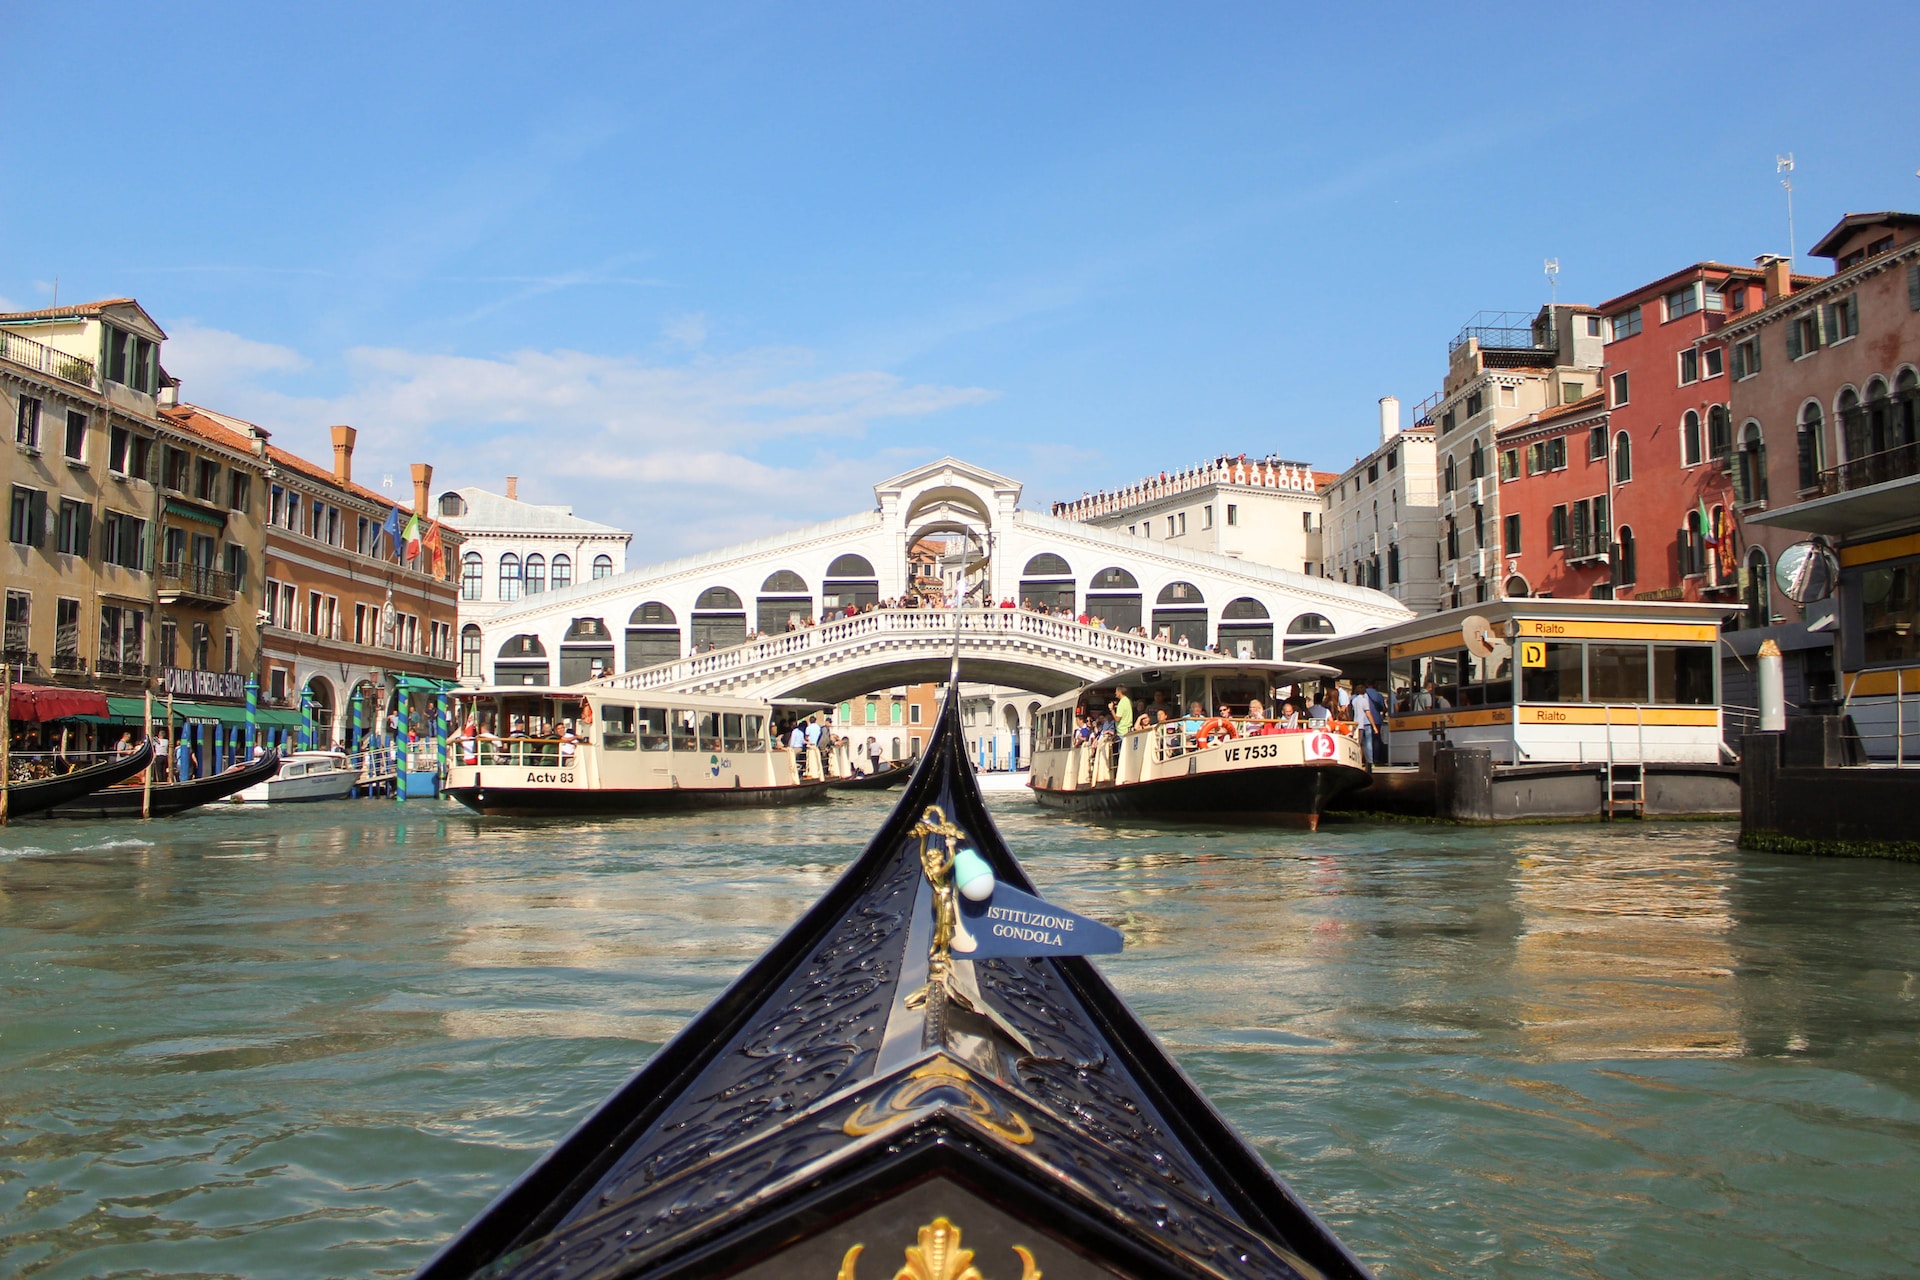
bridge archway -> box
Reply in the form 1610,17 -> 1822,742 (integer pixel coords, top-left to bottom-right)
495,634 -> 549,685
1086,566 -> 1142,631
1019,553 -> 1075,612
1218,597 -> 1273,659
692,586 -> 747,652
1153,581 -> 1207,648
626,602 -> 679,670
823,554 -> 879,614
560,617 -> 615,684
757,570 -> 812,634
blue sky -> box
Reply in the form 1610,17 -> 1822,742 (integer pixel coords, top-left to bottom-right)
4,3 -> 1917,555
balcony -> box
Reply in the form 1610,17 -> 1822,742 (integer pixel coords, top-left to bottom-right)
0,328 -> 99,389
1749,437 -> 1920,540
156,561 -> 237,606
1566,534 -> 1612,565
1449,310 -> 1559,366
1821,438 -> 1919,496
51,624 -> 86,674
95,657 -> 152,681
3,620 -> 34,669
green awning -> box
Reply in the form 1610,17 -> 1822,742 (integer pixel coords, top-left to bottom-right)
73,696 -> 298,728
252,707 -> 306,729
393,675 -> 460,693
164,498 -> 228,528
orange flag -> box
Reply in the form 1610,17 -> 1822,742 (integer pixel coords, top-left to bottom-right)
422,520 -> 445,577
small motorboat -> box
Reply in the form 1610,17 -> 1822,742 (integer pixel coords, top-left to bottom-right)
230,750 -> 358,803
0,742 -> 156,820
45,750 -> 281,819
827,757 -> 914,790
414,683 -> 1374,1280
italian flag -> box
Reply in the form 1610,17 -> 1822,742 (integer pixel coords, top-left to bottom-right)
403,512 -> 423,561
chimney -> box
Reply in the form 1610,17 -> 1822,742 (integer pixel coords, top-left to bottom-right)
506,475 -> 518,501
330,425 -> 357,484
1378,396 -> 1401,443
411,463 -> 432,520
1757,254 -> 1792,306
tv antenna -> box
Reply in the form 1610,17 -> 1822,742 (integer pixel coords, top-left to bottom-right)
1544,258 -> 1560,305
381,473 -> 394,490
1777,153 -> 1796,263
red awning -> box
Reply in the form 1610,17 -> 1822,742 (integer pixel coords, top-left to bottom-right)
4,683 -> 112,723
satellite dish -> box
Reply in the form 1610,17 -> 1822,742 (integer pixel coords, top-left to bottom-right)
1461,613 -> 1508,660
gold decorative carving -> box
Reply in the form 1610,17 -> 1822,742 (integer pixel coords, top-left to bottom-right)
843,1058 -> 1033,1144
836,1216 -> 1041,1280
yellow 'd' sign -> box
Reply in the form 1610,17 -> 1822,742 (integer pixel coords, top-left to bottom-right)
1519,639 -> 1547,668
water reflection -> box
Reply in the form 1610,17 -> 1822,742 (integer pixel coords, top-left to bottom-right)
1,800 -> 1918,1279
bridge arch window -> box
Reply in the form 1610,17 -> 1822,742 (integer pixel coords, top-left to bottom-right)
626,601 -> 680,670
1018,552 -> 1076,612
1217,596 -> 1274,659
823,554 -> 879,613
591,554 -> 614,580
551,553 -> 572,589
493,633 -> 549,686
560,617 -> 614,684
1286,613 -> 1335,634
498,553 -> 521,602
524,552 -> 547,595
459,623 -> 482,677
460,551 -> 483,601
1152,581 -> 1207,648
758,569 -> 812,633
692,586 -> 747,652
1085,566 -> 1142,632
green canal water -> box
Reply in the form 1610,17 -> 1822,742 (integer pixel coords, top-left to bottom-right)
1,794 -> 1916,1279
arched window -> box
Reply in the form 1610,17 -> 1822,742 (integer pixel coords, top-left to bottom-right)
1797,402 -> 1824,491
1504,574 -> 1531,599
692,586 -> 747,651
1084,567 -> 1142,630
1680,511 -> 1703,578
1745,546 -> 1770,628
1613,430 -> 1632,484
459,624 -> 481,677
1287,613 -> 1335,634
696,586 -> 743,610
438,492 -> 467,517
1707,404 -> 1731,460
1150,582 -> 1206,648
1444,453 -> 1457,492
1836,386 -> 1862,465
626,602 -> 679,668
1469,441 -> 1485,480
1615,526 -> 1636,587
761,569 -> 808,593
826,553 -> 876,578
460,551 -> 483,601
493,634 -> 549,686
1022,553 -> 1072,577
1898,369 -> 1920,447
524,553 -> 546,595
551,553 -> 572,589
1736,421 -> 1768,505
1155,581 -> 1203,604
591,554 -> 614,580
1217,597 -> 1273,658
498,552 -> 522,602
1681,410 -> 1702,466
1088,566 -> 1137,589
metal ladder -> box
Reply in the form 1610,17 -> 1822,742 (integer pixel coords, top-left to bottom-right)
1602,705 -> 1646,819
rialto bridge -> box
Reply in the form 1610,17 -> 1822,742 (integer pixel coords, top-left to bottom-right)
470,458 -> 1413,700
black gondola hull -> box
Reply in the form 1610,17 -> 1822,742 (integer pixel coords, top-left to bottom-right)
1,742 -> 156,819
1030,761 -> 1370,826
443,778 -> 834,816
43,751 -> 281,819
826,761 -> 913,790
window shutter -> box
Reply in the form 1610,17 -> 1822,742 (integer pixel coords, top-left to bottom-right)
75,505 -> 91,559
1785,320 -> 1802,361
1845,294 -> 1860,335
1908,263 -> 1920,311
32,491 -> 47,548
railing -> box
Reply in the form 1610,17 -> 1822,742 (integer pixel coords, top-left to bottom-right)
0,328 -> 98,388
594,607 -> 1224,694
1410,390 -> 1442,429
1819,438 -> 1920,495
95,657 -> 152,679
1565,534 -> 1611,563
3,621 -> 27,654
1449,310 -> 1556,355
156,561 -> 237,603
1051,455 -> 1320,520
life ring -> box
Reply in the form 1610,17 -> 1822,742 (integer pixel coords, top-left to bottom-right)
578,702 -> 594,726
1193,717 -> 1239,749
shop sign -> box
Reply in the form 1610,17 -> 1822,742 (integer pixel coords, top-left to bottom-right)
164,667 -> 247,700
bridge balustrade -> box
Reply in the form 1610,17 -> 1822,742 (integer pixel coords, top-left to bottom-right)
592,607 -> 1221,694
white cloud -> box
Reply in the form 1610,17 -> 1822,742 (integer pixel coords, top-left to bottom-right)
661,312 -> 708,349
174,330 -> 998,557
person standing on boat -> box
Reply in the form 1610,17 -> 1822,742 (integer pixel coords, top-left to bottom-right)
1352,680 -> 1381,766
1111,686 -> 1134,736
866,735 -> 882,775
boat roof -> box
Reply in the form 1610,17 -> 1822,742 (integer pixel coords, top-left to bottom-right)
416,691 -> 1373,1280
1288,598 -> 1730,665
455,685 -> 777,711
1035,657 -> 1340,713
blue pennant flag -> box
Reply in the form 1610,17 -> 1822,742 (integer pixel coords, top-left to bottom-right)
380,506 -> 403,559
953,881 -> 1123,960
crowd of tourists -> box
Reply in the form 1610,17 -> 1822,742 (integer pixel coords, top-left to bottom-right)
1069,679 -> 1393,766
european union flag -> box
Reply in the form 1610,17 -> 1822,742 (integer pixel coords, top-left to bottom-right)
380,507 -> 403,559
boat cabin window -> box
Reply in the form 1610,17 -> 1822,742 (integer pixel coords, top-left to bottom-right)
601,704 -> 637,750
1588,644 -> 1651,703
1209,675 -> 1268,714
671,710 -> 698,751
1652,645 -> 1714,705
699,711 -> 723,751
722,713 -> 746,752
638,707 -> 670,750
743,713 -> 767,751
1521,643 -> 1584,703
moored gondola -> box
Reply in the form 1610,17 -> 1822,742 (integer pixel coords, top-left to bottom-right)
416,685 -> 1374,1280
0,742 -> 156,821
827,758 -> 914,790
42,750 -> 281,819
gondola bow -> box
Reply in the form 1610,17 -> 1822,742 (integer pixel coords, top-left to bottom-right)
417,693 -> 1373,1280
